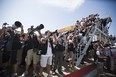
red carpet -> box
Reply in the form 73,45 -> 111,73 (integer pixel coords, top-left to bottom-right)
64,64 -> 97,77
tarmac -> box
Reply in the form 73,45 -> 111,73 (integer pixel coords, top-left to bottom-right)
0,48 -> 116,77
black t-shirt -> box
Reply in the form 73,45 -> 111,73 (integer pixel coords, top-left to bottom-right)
12,34 -> 22,50
68,42 -> 74,52
6,31 -> 22,51
55,44 -> 65,52
40,38 -> 55,55
26,34 -> 39,50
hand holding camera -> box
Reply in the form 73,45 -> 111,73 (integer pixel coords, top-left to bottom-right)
20,25 -> 23,30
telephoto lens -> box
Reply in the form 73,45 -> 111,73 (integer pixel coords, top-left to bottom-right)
29,24 -> 44,34
36,24 -> 44,30
51,30 -> 58,36
12,21 -> 22,29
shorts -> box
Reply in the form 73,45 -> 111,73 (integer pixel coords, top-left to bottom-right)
10,50 -> 17,64
25,49 -> 39,65
2,50 -> 10,63
97,62 -> 104,74
68,51 -> 75,61
40,55 -> 52,67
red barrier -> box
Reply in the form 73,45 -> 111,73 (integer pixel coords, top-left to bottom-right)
64,64 -> 97,77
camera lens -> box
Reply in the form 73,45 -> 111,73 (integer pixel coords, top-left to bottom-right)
15,21 -> 22,27
36,24 -> 44,30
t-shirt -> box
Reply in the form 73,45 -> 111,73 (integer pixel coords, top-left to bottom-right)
96,50 -> 105,62
96,50 -> 100,56
46,39 -> 52,56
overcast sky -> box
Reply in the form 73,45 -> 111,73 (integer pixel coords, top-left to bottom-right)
0,0 -> 116,35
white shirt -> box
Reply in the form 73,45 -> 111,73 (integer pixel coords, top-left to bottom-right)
96,50 -> 100,56
46,39 -> 52,56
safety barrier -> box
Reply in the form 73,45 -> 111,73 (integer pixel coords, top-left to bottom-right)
64,63 -> 97,77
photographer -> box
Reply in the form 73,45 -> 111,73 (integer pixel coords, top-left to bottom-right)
52,34 -> 65,76
0,24 -> 11,76
21,26 -> 42,77
4,21 -> 24,77
39,30 -> 57,77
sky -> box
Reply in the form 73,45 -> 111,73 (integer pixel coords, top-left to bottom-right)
0,0 -> 116,35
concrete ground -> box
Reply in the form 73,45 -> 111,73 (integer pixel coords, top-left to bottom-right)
0,48 -> 116,77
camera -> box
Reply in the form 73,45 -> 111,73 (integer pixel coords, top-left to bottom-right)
29,24 -> 44,34
12,21 -> 22,29
51,30 -> 58,36
36,24 -> 44,30
36,50 -> 42,55
94,13 -> 99,16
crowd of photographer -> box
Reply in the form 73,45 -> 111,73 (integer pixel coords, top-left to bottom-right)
0,13 -> 113,77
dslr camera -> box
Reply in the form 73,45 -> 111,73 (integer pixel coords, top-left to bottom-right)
51,30 -> 58,36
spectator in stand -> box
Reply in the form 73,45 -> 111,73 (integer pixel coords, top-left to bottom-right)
96,45 -> 107,75
80,18 -> 86,27
75,20 -> 81,32
93,43 -> 98,62
95,18 -> 101,29
104,46 -> 112,70
67,34 -> 76,72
